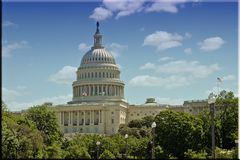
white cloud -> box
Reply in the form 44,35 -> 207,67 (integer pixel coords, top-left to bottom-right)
144,0 -> 186,13
130,59 -> 220,88
78,43 -> 91,52
222,75 -> 236,81
129,75 -> 191,88
49,66 -> 77,85
2,41 -> 29,58
89,7 -> 113,21
143,31 -> 184,51
184,48 -> 192,54
156,97 -> 184,105
103,0 -> 144,19
205,87 -> 232,96
198,37 -> 225,51
2,87 -> 20,102
4,94 -> 72,112
3,20 -> 17,27
159,56 -> 173,62
107,42 -> 128,58
155,60 -> 220,78
90,0 -> 189,20
140,62 -> 155,70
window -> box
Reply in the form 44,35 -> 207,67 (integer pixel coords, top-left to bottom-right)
112,112 -> 114,114
99,72 -> 101,78
95,72 -> 97,78
92,72 -> 94,78
106,72 -> 108,78
103,72 -> 105,78
137,113 -> 139,116
112,119 -> 114,124
88,73 -> 90,78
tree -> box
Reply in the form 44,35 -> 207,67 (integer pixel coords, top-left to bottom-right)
2,103 -> 45,159
216,91 -> 238,149
65,145 -> 91,159
25,104 -> 63,146
155,110 -> 204,158
99,150 -> 115,159
198,90 -> 238,151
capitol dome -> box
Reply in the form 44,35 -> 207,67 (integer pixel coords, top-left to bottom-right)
68,22 -> 125,104
80,48 -> 116,68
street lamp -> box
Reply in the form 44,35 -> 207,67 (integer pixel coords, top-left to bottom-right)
151,122 -> 156,159
125,134 -> 128,159
208,93 -> 217,159
96,141 -> 101,159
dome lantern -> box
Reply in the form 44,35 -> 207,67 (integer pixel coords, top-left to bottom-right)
93,21 -> 103,49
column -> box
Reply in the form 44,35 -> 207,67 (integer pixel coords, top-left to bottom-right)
93,110 -> 95,124
78,87 -> 80,97
101,85 -> 103,96
77,111 -> 79,126
80,86 -> 82,96
73,87 -> 75,97
93,85 -> 95,96
98,110 -> 100,124
63,112 -> 65,125
90,111 -> 93,124
88,85 -> 91,96
97,85 -> 99,96
68,112 -> 70,126
106,85 -> 108,96
84,111 -> 86,126
114,86 -> 117,96
59,112 -> 62,125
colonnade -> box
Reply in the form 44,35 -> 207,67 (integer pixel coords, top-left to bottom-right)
73,84 -> 124,97
60,110 -> 103,126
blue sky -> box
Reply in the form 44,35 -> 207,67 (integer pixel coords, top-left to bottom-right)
2,1 -> 238,111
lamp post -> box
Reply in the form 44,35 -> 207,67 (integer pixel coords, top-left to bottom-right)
125,134 -> 128,159
208,93 -> 216,159
96,141 -> 101,159
151,122 -> 156,159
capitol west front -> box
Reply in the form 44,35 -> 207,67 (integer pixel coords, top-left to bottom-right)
53,22 -> 208,136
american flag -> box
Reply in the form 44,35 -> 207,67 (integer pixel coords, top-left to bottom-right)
217,77 -> 222,83
82,92 -> 87,96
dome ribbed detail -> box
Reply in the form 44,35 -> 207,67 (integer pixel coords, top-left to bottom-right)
80,48 -> 116,67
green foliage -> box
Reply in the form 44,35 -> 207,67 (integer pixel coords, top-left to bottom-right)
198,90 -> 238,151
155,145 -> 168,159
25,105 -> 63,146
215,147 -> 238,159
155,110 -> 204,158
217,90 -> 238,149
99,150 -> 115,159
65,144 -> 91,159
119,116 -> 154,138
2,103 -> 45,159
184,149 -> 208,159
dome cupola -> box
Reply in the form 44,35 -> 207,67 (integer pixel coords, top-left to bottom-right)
68,22 -> 125,104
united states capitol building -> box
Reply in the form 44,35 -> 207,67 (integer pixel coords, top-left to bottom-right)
52,22 -> 209,136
